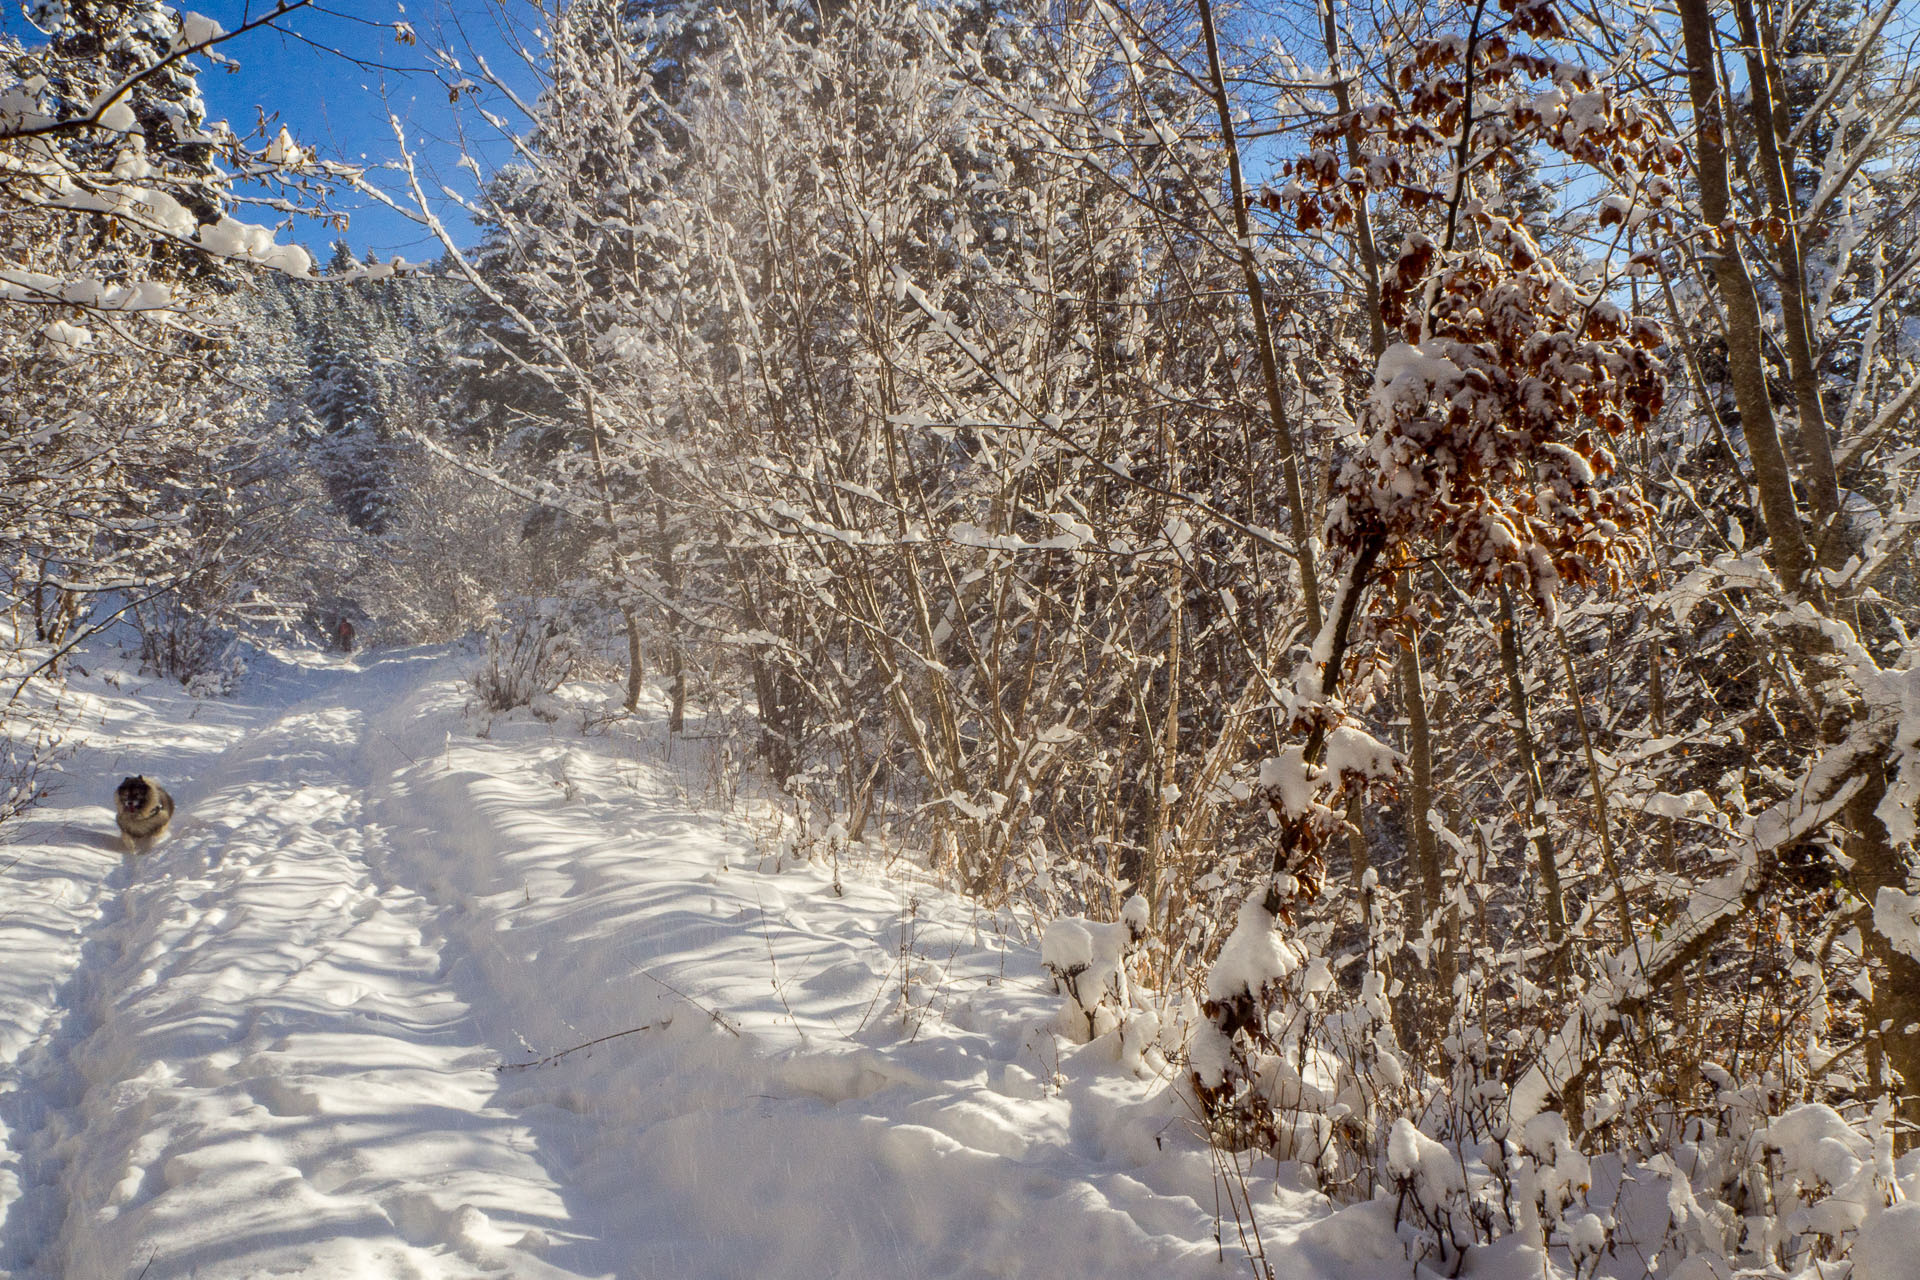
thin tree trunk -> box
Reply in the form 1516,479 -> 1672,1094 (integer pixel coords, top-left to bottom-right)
623,610 -> 645,713
1731,0 -> 1846,561
1649,638 -> 1699,1101
575,331 -> 645,712
1317,0 -> 1388,362
651,461 -> 685,732
1262,533 -> 1384,913
1397,570 -> 1452,991
1145,556 -> 1183,916
1559,633 -> 1643,965
1321,0 -> 1411,994
1497,584 -> 1569,984
1675,0 -> 1818,598
1196,0 -> 1322,634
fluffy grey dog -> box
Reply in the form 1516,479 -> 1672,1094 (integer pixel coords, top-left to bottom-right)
115,775 -> 174,853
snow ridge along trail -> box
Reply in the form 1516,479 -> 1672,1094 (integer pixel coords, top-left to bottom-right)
3,646 -> 1358,1280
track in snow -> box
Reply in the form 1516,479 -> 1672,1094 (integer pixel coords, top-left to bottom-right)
1,652 -> 584,1279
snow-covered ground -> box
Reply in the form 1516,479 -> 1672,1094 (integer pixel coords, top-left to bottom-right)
0,643 -> 1393,1280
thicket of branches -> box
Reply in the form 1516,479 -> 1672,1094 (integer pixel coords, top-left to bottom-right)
395,0 -> 1920,1268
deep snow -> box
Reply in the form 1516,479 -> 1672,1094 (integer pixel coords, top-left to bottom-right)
0,643 -> 1390,1279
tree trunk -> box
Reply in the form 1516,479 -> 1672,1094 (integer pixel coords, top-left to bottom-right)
1650,639 -> 1699,1101
1144,557 -> 1183,916
1730,0 -> 1846,562
651,461 -> 686,731
576,342 -> 645,712
1846,762 -> 1920,1140
1497,584 -> 1569,985
1262,533 -> 1384,912
1675,0 -> 1818,598
1317,0 -> 1389,362
1196,0 -> 1323,634
622,608 -> 645,714
1398,569 -> 1452,992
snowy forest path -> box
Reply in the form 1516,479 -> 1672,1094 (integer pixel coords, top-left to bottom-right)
0,649 -> 591,1280
3,645 -> 1348,1280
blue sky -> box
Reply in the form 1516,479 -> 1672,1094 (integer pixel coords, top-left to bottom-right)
4,0 -> 541,258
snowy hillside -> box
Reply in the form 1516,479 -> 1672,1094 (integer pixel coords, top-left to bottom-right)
0,647 -> 1386,1280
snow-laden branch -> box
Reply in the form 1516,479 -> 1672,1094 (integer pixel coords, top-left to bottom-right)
1513,718 -> 1893,1123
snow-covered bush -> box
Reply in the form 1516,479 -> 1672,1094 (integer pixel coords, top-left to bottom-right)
121,418 -> 347,685
469,607 -> 578,717
183,640 -> 249,698
0,623 -> 65,833
1042,894 -> 1152,1043
1357,1044 -> 1915,1278
134,589 -> 228,684
1186,884 -> 1411,1191
1379,1080 -> 1613,1277
1636,1085 -> 1913,1278
1386,1117 -> 1478,1270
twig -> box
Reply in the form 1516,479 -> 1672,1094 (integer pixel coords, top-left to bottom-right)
6,581 -> 179,705
377,730 -> 418,766
496,1023 -> 654,1072
756,892 -> 803,1028
639,967 -> 741,1037
853,951 -> 903,1036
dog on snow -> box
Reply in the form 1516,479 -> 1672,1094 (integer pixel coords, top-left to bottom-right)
114,775 -> 174,854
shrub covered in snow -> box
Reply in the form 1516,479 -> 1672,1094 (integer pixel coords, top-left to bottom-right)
469,607 -> 578,717
182,640 -> 249,698
1042,894 -> 1155,1047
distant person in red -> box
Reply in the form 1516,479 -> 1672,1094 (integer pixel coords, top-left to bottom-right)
337,619 -> 355,653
